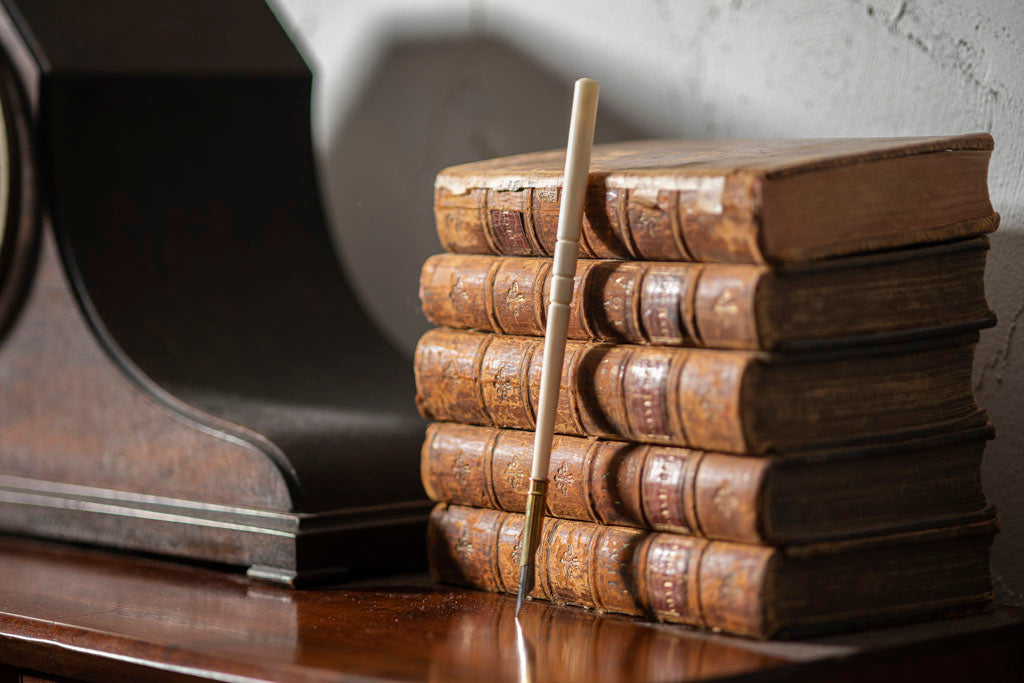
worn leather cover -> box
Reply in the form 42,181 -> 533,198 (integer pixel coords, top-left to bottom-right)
434,136 -> 996,263
421,422 -> 995,545
428,503 -> 772,636
421,253 -> 757,347
414,328 -> 983,453
421,422 -> 764,543
428,504 -> 997,638
420,238 -> 993,350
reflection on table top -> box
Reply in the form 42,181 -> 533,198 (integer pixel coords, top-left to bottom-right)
0,535 -> 1019,682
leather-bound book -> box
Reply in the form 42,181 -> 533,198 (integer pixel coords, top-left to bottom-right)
428,504 -> 996,639
420,238 -> 993,350
414,329 -> 984,454
420,423 -> 992,545
434,135 -> 997,264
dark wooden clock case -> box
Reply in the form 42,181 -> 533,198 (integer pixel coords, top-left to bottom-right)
0,0 -> 431,585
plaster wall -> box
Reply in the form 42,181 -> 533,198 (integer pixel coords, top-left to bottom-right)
270,0 -> 1024,604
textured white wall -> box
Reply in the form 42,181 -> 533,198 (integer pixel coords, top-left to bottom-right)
269,0 -> 1024,604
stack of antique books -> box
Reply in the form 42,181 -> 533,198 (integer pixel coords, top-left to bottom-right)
414,135 -> 999,638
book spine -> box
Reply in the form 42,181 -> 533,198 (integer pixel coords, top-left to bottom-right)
421,423 -> 767,543
428,503 -> 773,637
413,329 -> 752,452
433,176 -> 765,263
419,254 -> 764,349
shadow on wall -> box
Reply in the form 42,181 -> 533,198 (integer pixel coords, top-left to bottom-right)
974,225 -> 1024,608
317,35 -> 651,358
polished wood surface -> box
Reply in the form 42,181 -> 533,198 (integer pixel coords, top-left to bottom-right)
0,536 -> 1020,683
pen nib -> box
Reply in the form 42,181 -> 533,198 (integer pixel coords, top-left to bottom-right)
516,563 -> 534,617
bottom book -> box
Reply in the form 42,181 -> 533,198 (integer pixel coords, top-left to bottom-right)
428,504 -> 996,639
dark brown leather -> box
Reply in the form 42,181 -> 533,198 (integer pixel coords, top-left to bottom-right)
419,242 -> 994,351
414,328 -> 983,454
421,423 -> 767,542
434,136 -> 996,263
428,502 -> 770,635
429,504 -> 997,639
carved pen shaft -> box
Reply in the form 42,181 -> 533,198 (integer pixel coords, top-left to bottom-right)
518,77 -> 599,614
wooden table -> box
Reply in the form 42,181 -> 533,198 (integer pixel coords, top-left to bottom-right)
0,535 -> 1019,682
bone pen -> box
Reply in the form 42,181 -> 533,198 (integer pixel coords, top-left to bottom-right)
516,77 -> 599,617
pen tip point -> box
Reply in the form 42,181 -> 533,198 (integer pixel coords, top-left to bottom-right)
516,564 -> 534,618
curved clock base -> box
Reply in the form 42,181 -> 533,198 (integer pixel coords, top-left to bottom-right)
0,476 -> 430,586
0,228 -> 429,584
0,1 -> 430,582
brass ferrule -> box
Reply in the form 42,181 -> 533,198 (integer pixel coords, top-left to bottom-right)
519,478 -> 548,567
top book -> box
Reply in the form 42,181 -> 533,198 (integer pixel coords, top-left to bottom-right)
434,135 -> 997,264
